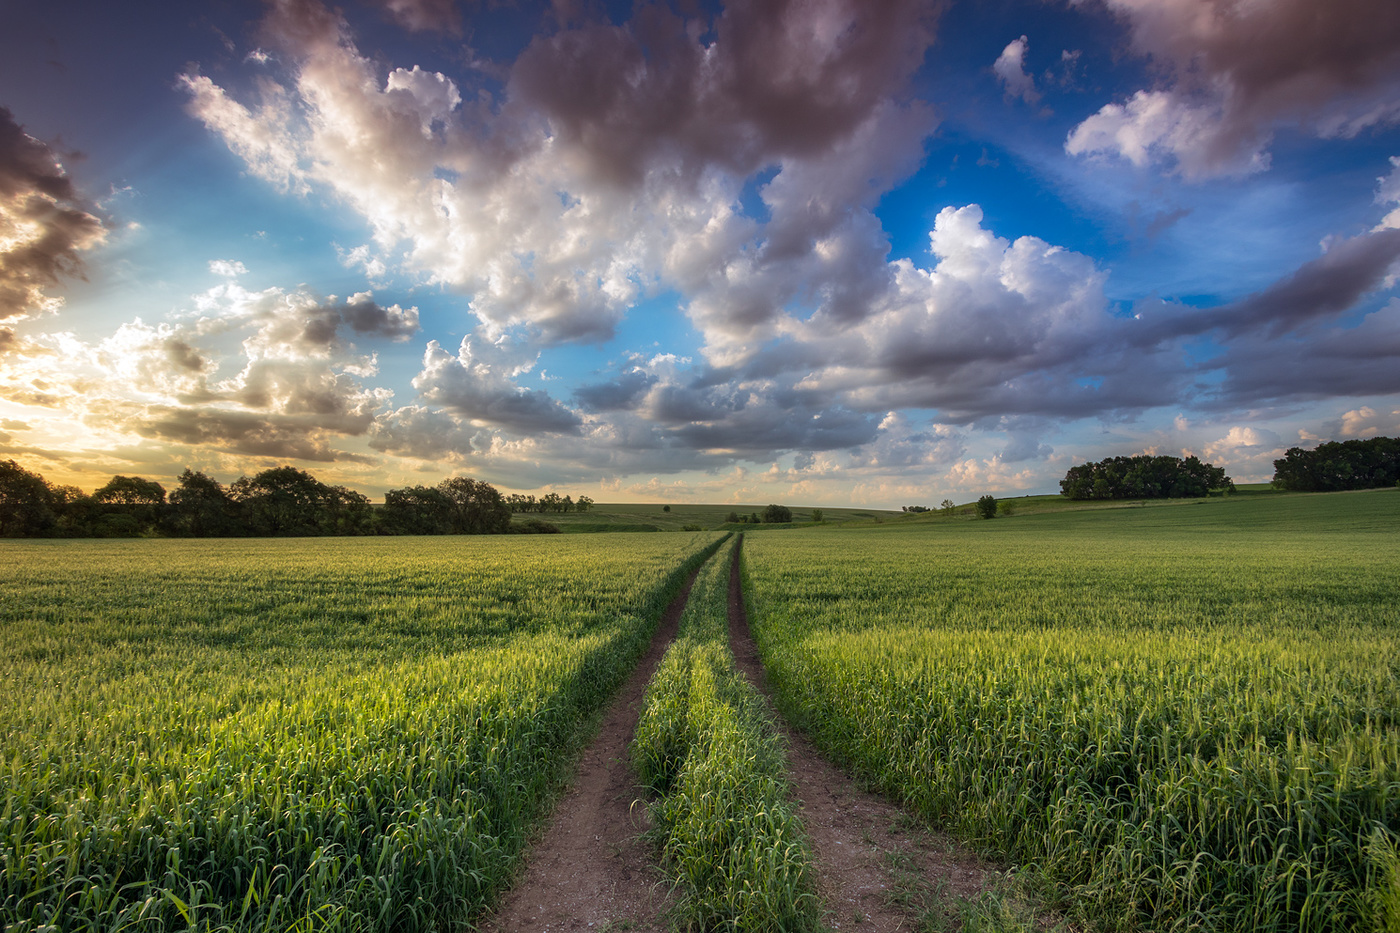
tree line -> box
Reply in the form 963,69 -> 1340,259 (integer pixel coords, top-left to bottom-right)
0,460 -> 574,538
1060,454 -> 1233,500
1271,437 -> 1400,492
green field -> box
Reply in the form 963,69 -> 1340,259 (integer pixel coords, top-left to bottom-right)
510,501 -> 898,532
743,488 -> 1400,932
5,490 -> 1399,932
0,533 -> 722,931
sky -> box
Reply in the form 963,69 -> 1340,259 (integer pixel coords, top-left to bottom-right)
2,0 -> 1399,508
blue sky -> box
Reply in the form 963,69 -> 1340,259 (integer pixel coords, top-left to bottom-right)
2,0 -> 1399,506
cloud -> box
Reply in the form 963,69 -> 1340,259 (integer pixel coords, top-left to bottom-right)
185,0 -> 942,352
194,280 -> 419,359
1379,156 -> 1400,230
1209,298 -> 1400,408
369,0 -> 461,34
179,73 -> 309,194
125,404 -> 371,462
1334,405 -> 1400,438
0,107 -> 107,321
1129,228 -> 1400,344
0,270 -> 410,467
414,336 -> 582,434
574,369 -> 658,412
209,259 -> 249,277
1067,0 -> 1400,178
993,36 -> 1040,104
368,405 -> 477,460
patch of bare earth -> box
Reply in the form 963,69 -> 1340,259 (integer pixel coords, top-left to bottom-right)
726,539 -> 1002,932
479,569 -> 702,933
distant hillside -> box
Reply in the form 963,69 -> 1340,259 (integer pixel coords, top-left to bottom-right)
510,502 -> 899,532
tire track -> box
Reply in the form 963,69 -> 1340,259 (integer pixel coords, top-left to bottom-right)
726,537 -> 999,932
480,563 -> 704,933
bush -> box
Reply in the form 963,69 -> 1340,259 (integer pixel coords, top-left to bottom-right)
810,509 -> 823,523
976,495 -> 997,519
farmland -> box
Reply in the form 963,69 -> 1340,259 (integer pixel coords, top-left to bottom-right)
4,488 -> 1399,932
743,488 -> 1400,932
0,533 -> 721,931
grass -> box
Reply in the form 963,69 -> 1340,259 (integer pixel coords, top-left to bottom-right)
743,488 -> 1400,933
632,536 -> 820,932
0,533 -> 723,932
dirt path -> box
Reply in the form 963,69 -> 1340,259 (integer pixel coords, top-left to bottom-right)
726,539 -> 1000,932
479,569 -> 702,933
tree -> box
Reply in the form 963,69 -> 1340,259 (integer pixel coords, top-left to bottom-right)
436,476 -> 511,534
662,504 -> 671,512
976,495 -> 997,519
810,508 -> 824,522
575,495 -> 594,512
1272,437 -> 1400,491
940,499 -> 956,516
380,485 -> 453,535
1060,454 -> 1232,500
230,466 -> 357,536
725,510 -> 741,523
167,469 -> 238,537
0,459 -> 60,537
762,504 -> 792,523
92,475 -> 168,536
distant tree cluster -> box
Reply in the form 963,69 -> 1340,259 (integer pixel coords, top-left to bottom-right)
902,505 -> 930,513
720,505 -> 797,524
762,504 -> 792,523
1059,455 -> 1233,500
504,493 -> 594,513
0,460 -> 573,538
1271,437 -> 1400,492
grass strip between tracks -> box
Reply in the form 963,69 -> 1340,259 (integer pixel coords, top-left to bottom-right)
632,535 -> 819,932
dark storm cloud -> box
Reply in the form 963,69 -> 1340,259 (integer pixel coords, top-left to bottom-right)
0,108 -> 107,321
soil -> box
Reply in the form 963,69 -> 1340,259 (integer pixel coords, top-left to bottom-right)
477,569 -> 701,933
725,538 -> 1002,932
